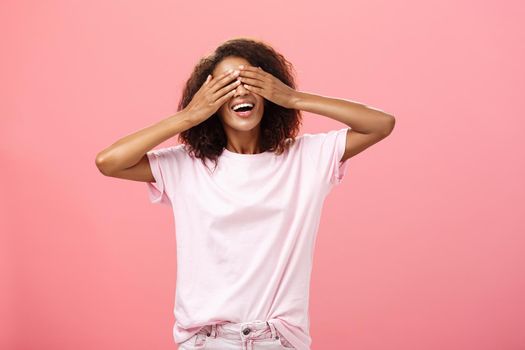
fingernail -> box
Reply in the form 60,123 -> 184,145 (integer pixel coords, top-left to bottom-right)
239,65 -> 245,69
227,69 -> 233,73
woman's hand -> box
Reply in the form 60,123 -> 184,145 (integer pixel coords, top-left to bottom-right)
184,69 -> 242,125
237,65 -> 300,109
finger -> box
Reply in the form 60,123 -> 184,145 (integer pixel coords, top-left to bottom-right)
242,84 -> 263,95
237,76 -> 264,88
209,69 -> 239,91
238,69 -> 265,83
215,85 -> 238,105
240,65 -> 266,74
213,79 -> 241,102
203,74 -> 211,85
239,65 -> 265,78
207,70 -> 230,87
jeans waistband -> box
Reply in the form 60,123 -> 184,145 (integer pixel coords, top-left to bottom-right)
198,320 -> 279,341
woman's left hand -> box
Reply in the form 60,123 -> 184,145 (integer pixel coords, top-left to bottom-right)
237,65 -> 300,109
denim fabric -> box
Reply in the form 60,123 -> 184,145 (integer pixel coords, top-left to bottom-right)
178,320 -> 295,350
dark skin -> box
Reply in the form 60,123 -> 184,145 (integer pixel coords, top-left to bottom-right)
95,66 -> 242,179
95,60 -> 395,182
212,56 -> 266,154
236,64 -> 396,162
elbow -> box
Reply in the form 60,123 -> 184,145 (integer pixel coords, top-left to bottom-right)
381,114 -> 395,136
95,152 -> 114,176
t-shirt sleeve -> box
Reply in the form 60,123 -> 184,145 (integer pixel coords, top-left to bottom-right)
145,145 -> 182,206
303,127 -> 351,188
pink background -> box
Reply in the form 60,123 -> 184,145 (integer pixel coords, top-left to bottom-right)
2,0 -> 524,349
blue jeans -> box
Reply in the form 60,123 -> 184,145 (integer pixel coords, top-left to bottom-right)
178,320 -> 295,350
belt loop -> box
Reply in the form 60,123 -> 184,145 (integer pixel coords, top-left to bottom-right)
210,324 -> 217,338
267,321 -> 277,339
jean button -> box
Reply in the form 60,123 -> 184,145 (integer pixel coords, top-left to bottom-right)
242,328 -> 251,335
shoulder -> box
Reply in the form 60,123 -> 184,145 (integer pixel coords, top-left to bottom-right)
295,128 -> 349,162
301,128 -> 345,141
148,144 -> 186,156
291,131 -> 327,153
146,144 -> 190,166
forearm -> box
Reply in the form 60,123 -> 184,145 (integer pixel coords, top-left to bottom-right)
292,91 -> 394,134
95,109 -> 194,174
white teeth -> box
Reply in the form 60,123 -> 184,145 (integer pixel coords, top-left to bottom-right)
232,103 -> 254,111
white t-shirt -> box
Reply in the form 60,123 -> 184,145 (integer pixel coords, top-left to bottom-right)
146,127 -> 350,350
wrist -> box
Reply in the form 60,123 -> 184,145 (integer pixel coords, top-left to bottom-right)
179,107 -> 201,126
170,108 -> 196,129
291,91 -> 310,110
290,90 -> 306,110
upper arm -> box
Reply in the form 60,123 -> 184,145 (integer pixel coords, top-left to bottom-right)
98,145 -> 181,206
104,154 -> 155,183
341,127 -> 392,163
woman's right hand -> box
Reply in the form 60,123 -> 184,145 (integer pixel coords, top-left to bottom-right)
184,68 -> 241,125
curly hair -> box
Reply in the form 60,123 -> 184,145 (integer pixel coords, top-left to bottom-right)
177,37 -> 303,172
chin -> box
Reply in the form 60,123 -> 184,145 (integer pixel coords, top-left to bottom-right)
221,108 -> 264,131
223,118 -> 262,132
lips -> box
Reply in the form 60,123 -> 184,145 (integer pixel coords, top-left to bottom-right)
232,106 -> 254,118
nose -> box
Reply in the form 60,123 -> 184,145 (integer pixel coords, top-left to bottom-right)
233,81 -> 249,96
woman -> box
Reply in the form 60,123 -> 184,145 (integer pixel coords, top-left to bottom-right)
96,37 -> 395,350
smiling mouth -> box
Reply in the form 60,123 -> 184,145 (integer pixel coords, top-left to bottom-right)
232,106 -> 254,117
231,103 -> 254,112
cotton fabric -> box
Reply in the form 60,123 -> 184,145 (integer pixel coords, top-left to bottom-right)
146,127 -> 350,350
